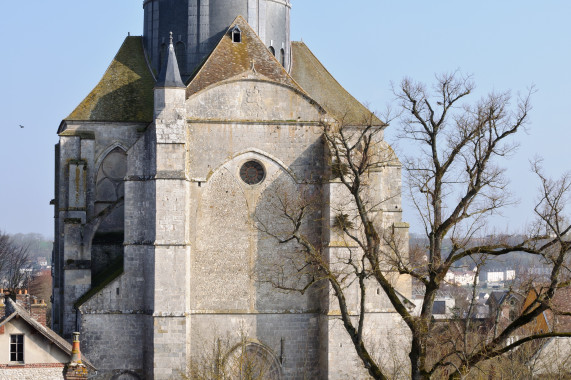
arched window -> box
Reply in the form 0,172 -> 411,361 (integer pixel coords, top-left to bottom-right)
225,342 -> 281,380
269,46 -> 275,56
175,41 -> 186,73
92,147 -> 127,287
159,43 -> 166,74
232,26 -> 242,43
280,48 -> 285,66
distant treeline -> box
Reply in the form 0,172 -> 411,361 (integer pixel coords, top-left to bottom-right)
410,233 -> 547,273
8,233 -> 53,264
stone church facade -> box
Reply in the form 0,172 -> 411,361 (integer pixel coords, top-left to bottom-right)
52,1 -> 410,379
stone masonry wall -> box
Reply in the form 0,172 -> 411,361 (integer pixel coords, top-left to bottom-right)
324,313 -> 411,380
0,366 -> 65,380
80,313 -> 144,375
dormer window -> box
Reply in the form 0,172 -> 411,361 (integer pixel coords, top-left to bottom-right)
232,26 -> 242,43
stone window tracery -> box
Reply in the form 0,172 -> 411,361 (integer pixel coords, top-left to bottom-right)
225,342 -> 281,380
240,161 -> 265,185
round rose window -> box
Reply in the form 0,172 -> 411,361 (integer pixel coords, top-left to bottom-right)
240,161 -> 265,185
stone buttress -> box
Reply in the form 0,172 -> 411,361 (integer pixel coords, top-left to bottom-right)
145,36 -> 191,379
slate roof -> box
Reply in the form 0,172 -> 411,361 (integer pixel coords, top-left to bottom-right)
487,291 -> 507,305
65,36 -> 155,123
186,16 -> 307,98
290,41 -> 384,127
0,298 -> 95,370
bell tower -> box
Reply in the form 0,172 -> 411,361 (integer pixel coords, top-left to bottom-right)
143,0 -> 291,80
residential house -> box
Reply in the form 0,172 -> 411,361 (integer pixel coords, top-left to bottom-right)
0,297 -> 93,379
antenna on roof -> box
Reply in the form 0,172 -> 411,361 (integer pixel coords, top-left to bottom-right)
169,31 -> 173,45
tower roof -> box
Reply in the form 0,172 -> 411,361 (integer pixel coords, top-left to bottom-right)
156,32 -> 185,88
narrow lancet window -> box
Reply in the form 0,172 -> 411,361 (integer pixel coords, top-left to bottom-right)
232,26 -> 242,43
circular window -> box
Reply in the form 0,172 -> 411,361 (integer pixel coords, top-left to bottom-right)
240,161 -> 265,185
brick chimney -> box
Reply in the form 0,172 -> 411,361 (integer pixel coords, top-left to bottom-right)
64,332 -> 88,379
15,289 -> 30,310
30,298 -> 48,327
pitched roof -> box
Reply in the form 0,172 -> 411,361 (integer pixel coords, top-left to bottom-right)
290,41 -> 384,127
65,36 -> 155,123
186,16 -> 307,98
63,22 -> 383,128
523,285 -> 571,332
0,298 -> 95,370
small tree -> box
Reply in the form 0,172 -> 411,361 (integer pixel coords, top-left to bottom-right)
0,231 -> 31,290
258,72 -> 571,379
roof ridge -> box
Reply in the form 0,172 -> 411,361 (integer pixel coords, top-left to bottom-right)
186,16 -> 307,98
63,36 -> 155,125
290,41 -> 384,127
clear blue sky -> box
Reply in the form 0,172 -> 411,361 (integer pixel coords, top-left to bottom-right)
1,1 -> 570,238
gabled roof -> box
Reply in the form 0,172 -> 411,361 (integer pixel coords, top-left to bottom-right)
0,298 -> 95,370
290,41 -> 384,127
487,291 -> 508,305
65,36 -> 155,123
522,285 -> 571,332
186,16 -> 307,98
486,290 -> 523,307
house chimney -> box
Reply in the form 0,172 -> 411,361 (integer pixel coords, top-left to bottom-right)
0,297 -> 5,320
15,289 -> 29,309
71,332 -> 82,363
64,332 -> 88,379
30,298 -> 48,327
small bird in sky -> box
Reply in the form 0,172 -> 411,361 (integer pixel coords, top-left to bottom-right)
19,125 -> 24,128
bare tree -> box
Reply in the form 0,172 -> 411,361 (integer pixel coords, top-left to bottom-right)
257,72 -> 571,379
0,231 -> 31,290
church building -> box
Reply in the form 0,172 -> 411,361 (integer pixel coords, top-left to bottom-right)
52,1 -> 410,379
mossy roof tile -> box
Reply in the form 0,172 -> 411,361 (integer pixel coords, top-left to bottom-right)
290,41 -> 384,127
65,36 -> 154,123
186,16 -> 306,98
